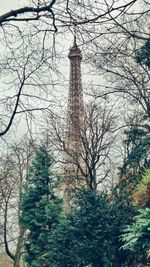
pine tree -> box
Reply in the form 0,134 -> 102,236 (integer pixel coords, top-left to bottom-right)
48,189 -> 135,267
21,145 -> 62,267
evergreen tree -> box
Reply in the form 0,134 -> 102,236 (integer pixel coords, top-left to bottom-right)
123,127 -> 150,173
135,38 -> 150,68
48,189 -> 135,267
21,145 -> 62,267
121,208 -> 150,264
116,126 -> 150,205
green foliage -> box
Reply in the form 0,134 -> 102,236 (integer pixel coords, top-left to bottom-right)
133,169 -> 150,207
124,128 -> 147,148
121,208 -> 150,259
123,127 -> 150,172
135,39 -> 150,68
118,126 -> 150,265
118,127 -> 150,205
21,145 -> 62,267
48,189 -> 135,267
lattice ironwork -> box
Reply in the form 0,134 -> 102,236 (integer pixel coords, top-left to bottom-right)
63,38 -> 85,202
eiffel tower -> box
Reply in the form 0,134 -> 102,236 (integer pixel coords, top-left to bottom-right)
63,37 -> 85,202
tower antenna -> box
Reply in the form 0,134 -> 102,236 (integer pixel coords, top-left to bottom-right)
73,24 -> 77,46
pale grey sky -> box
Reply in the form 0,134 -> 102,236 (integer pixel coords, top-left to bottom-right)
0,0 -> 144,144
0,0 -> 25,14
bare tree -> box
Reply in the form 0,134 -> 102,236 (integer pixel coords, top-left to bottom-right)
48,100 -> 117,191
84,1 -> 150,126
0,0 -> 140,136
0,138 -> 35,267
0,1 -> 138,27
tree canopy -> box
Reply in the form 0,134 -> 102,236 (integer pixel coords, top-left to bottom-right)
48,189 -> 135,267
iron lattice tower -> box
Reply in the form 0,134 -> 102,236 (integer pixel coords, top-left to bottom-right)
63,38 -> 85,201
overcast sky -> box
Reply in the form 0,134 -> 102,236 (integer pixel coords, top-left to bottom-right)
0,0 -> 141,145
0,1 -> 75,144
1,0 -> 32,11
0,0 -> 23,14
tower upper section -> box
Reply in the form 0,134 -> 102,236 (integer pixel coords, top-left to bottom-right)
68,37 -> 82,60
67,38 -> 84,144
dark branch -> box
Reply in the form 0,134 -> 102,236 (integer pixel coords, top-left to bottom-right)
0,0 -> 56,25
0,80 -> 25,137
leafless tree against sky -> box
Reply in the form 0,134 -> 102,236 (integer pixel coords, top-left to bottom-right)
83,0 -> 150,141
84,1 -> 150,95
47,100 -> 117,191
0,0 -> 144,139
0,0 -> 148,194
0,137 -> 36,267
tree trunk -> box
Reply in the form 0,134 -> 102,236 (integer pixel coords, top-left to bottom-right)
13,225 -> 25,267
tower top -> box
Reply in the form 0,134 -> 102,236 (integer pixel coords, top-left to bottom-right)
68,37 -> 82,60
73,35 -> 77,46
